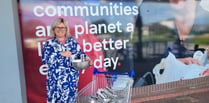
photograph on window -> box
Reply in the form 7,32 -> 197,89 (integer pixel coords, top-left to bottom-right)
17,0 -> 209,102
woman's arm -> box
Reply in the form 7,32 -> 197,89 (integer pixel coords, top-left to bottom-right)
177,57 -> 202,65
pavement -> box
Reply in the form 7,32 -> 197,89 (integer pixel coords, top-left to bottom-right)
141,91 -> 209,103
132,88 -> 209,103
131,76 -> 209,103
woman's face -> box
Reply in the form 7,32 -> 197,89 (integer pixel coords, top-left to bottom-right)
54,23 -> 67,38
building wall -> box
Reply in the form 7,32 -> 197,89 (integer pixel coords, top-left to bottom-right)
0,0 -> 27,103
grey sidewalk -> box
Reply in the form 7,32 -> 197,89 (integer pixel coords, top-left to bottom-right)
131,76 -> 209,103
141,91 -> 209,103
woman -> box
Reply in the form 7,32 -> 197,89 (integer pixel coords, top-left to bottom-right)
41,18 -> 89,103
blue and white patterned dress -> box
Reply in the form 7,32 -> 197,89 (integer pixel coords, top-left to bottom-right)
41,37 -> 86,103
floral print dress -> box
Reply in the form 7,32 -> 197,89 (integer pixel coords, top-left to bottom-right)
41,37 -> 86,103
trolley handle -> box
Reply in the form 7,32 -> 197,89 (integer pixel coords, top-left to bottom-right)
93,68 -> 134,78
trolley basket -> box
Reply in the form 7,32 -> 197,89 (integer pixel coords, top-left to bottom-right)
77,68 -> 134,103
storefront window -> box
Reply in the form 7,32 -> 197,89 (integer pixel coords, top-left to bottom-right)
18,0 -> 209,102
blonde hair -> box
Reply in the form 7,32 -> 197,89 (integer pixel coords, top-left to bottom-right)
50,18 -> 70,37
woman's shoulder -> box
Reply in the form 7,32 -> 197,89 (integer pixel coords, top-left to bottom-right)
67,36 -> 75,40
45,38 -> 56,45
67,36 -> 77,42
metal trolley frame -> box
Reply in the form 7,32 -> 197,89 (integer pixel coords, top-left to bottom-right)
77,68 -> 134,103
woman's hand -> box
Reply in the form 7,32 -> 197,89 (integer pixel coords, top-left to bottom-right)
85,56 -> 93,66
61,51 -> 72,57
177,57 -> 202,66
85,56 -> 91,61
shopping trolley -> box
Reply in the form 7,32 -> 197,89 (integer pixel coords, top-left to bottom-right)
77,68 -> 134,103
